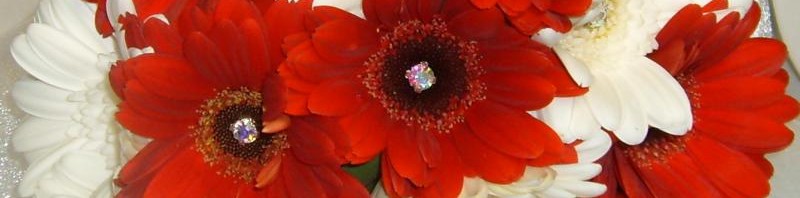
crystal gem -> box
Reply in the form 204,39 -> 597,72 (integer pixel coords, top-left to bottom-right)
230,117 -> 258,144
405,61 -> 436,93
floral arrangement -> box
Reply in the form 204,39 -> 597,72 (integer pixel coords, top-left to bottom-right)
8,0 -> 796,197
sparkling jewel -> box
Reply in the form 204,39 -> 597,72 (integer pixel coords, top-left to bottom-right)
405,61 -> 437,93
230,117 -> 259,144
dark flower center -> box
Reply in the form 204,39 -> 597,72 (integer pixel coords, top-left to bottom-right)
620,128 -> 690,168
194,88 -> 287,182
362,18 -> 485,132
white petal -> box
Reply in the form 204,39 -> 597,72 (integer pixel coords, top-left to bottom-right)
38,178 -> 89,197
34,0 -> 59,28
49,0 -> 114,53
568,97 -> 602,140
18,139 -> 89,197
11,35 -> 84,90
531,28 -> 563,47
554,47 -> 593,88
371,182 -> 391,198
551,163 -> 602,181
12,118 -> 72,153
313,0 -> 365,19
634,59 -> 692,135
584,74 -> 622,131
26,24 -> 103,79
612,67 -> 649,145
536,98 -> 578,143
12,80 -> 79,120
459,177 -> 490,198
537,187 -> 574,198
549,180 -> 607,197
57,152 -> 113,191
107,0 -> 136,29
575,132 -> 612,163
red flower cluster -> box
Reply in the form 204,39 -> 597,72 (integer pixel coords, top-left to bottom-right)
596,3 -> 798,197
470,0 -> 593,34
109,1 -> 367,197
277,0 -> 582,196
103,0 -> 584,196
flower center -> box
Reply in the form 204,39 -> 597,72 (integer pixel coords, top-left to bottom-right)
361,18 -> 485,132
621,128 -> 690,168
405,61 -> 437,93
231,117 -> 259,144
194,87 -> 288,182
584,0 -> 612,30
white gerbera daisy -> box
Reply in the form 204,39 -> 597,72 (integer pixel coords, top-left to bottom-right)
8,0 -> 138,197
533,0 -> 721,145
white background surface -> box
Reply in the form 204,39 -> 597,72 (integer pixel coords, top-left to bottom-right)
0,0 -> 797,197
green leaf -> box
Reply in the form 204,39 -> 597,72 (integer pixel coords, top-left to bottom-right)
343,156 -> 381,191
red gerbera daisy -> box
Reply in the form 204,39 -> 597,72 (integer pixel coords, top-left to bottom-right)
109,1 -> 367,197
278,0 -> 581,196
595,3 -> 798,197
470,0 -> 592,34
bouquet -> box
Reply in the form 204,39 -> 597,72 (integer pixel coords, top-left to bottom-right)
8,0 -> 796,197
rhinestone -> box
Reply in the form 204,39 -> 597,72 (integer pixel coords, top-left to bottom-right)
230,117 -> 258,144
405,61 -> 436,93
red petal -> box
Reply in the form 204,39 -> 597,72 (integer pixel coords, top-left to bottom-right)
452,124 -> 525,184
695,39 -> 787,82
509,10 -> 545,35
281,155 -> 328,198
655,4 -> 702,45
142,146 -> 215,197
694,77 -> 786,111
109,64 -> 129,99
483,72 -> 556,110
123,81 -> 200,121
287,117 -> 341,165
284,88 -> 312,116
662,152 -> 723,197
308,79 -> 369,116
449,9 -> 515,43
649,39 -> 687,76
702,0 -> 728,12
386,127 -> 433,186
613,146 -> 653,198
498,0 -> 533,15
540,11 -> 572,32
117,137 -> 192,186
341,103 -> 390,163
635,161 -> 691,197
753,95 -> 800,123
142,18 -> 183,56
207,20 -> 255,86
286,41 -> 361,83
686,135 -> 770,198
471,0 -> 499,9
116,103 -> 194,139
261,74 -> 287,121
128,55 -> 216,100
694,109 -> 794,153
311,19 -> 378,64
465,101 -> 551,159
93,0 -> 114,37
183,32 -> 238,88
381,154 -> 415,197
362,0 -> 406,27
264,0 -> 310,67
550,0 -> 592,16
481,48 -> 554,73
417,139 -> 464,198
